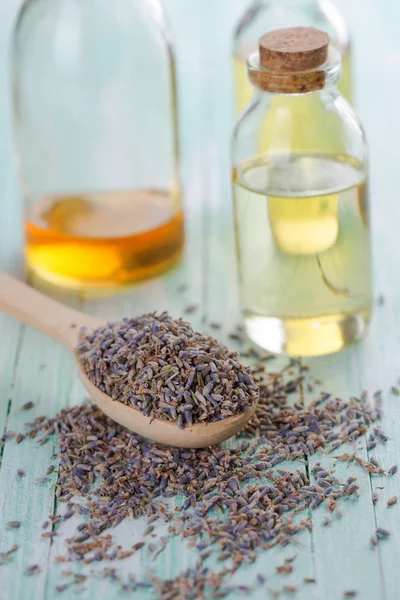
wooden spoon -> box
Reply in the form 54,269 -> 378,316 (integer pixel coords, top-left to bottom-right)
0,272 -> 258,448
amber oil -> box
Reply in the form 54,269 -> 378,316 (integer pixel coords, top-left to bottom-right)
233,153 -> 372,356
25,189 -> 184,290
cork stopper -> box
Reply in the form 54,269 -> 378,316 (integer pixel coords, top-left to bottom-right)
260,27 -> 329,72
250,27 -> 331,94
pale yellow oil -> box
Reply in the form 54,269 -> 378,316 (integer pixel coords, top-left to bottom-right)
25,189 -> 184,290
233,153 -> 372,356
234,45 -> 353,115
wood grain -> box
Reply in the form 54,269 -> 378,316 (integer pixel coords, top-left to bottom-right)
1,1 -> 400,599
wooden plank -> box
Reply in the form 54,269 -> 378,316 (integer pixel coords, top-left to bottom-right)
356,215 -> 400,600
360,339 -> 400,600
301,350 -> 384,600
0,180 -> 24,449
0,327 -> 77,600
0,1 -> 399,599
350,0 -> 400,595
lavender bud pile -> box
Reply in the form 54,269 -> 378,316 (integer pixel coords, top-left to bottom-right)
77,313 -> 259,428
5,350 -> 391,598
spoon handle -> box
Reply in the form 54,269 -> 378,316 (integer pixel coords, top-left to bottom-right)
0,272 -> 104,350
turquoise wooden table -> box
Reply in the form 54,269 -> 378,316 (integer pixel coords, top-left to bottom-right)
1,1 -> 400,598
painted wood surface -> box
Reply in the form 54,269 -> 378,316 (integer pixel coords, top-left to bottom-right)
1,1 -> 400,599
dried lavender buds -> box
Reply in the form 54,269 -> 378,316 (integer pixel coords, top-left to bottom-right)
77,313 -> 259,428
9,367 -> 384,594
4,338 -> 393,599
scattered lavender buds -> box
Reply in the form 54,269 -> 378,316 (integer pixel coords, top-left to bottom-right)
11,376 -> 383,589
6,521 -> 21,529
183,305 -> 198,314
150,568 -> 246,600
77,313 -> 259,427
25,564 -> 41,575
244,382 -> 378,457
277,565 -> 293,574
387,496 -> 398,507
376,528 -> 390,539
0,545 -> 19,565
388,465 -> 398,475
7,346 -> 392,598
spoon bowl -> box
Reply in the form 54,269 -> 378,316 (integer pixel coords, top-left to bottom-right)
0,272 -> 258,448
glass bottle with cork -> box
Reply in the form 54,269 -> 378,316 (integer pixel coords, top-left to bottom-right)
234,0 -> 352,114
12,0 -> 183,290
232,27 -> 372,357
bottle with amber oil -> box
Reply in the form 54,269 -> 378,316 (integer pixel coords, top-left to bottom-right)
232,27 -> 372,357
13,0 -> 183,290
234,0 -> 353,115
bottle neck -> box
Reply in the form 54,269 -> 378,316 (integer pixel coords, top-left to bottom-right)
254,79 -> 338,105
248,45 -> 342,96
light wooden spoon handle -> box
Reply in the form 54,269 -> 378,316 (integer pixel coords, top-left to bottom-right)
0,273 -> 258,448
0,272 -> 104,350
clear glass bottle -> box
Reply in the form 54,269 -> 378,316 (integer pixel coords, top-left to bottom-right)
234,0 -> 353,114
12,0 -> 184,290
232,27 -> 372,357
